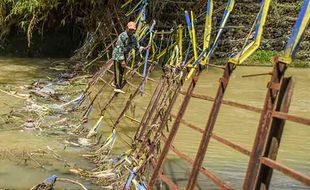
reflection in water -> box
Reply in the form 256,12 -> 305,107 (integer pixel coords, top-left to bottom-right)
0,58 -> 309,189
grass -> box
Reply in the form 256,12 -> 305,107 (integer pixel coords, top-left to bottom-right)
212,50 -> 309,68
248,50 -> 278,64
291,59 -> 309,68
249,50 -> 309,68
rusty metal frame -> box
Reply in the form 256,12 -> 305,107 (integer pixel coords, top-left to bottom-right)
152,62 -> 310,190
179,72 -> 309,190
135,70 -> 182,153
243,61 -> 287,189
134,75 -> 167,141
186,62 -> 235,190
272,111 -> 310,126
148,67 -> 201,189
260,157 -> 310,186
161,135 -> 234,190
135,69 -> 187,177
179,91 -> 262,113
112,64 -> 156,127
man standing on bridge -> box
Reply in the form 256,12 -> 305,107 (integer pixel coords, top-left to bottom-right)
112,21 -> 148,94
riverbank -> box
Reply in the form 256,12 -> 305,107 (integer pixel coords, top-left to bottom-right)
213,50 -> 309,68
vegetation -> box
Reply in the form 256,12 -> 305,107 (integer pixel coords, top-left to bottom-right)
246,50 -> 309,67
249,50 -> 278,64
0,0 -> 308,68
0,0 -> 114,44
213,50 -> 309,68
0,0 -> 127,58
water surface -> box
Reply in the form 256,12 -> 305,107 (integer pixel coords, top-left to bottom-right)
0,58 -> 309,189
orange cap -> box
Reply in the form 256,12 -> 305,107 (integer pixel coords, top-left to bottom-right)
127,21 -> 137,30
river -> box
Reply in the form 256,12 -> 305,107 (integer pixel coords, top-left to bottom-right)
0,57 -> 309,189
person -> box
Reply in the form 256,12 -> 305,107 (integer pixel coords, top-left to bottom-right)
112,21 -> 147,94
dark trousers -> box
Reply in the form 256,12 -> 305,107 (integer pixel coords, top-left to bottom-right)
113,60 -> 125,89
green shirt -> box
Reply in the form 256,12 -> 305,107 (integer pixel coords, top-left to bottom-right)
112,31 -> 143,61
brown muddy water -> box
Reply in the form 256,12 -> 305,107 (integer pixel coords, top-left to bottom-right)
0,57 -> 309,189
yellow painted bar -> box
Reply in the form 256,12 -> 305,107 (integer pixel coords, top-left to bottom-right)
125,0 -> 144,16
121,0 -> 134,9
281,0 -> 310,64
186,0 -> 215,80
131,49 -> 136,68
203,0 -> 213,57
228,0 -> 271,65
157,43 -> 177,59
169,46 -> 176,66
138,25 -> 149,39
191,11 -> 198,60
178,25 -> 184,66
